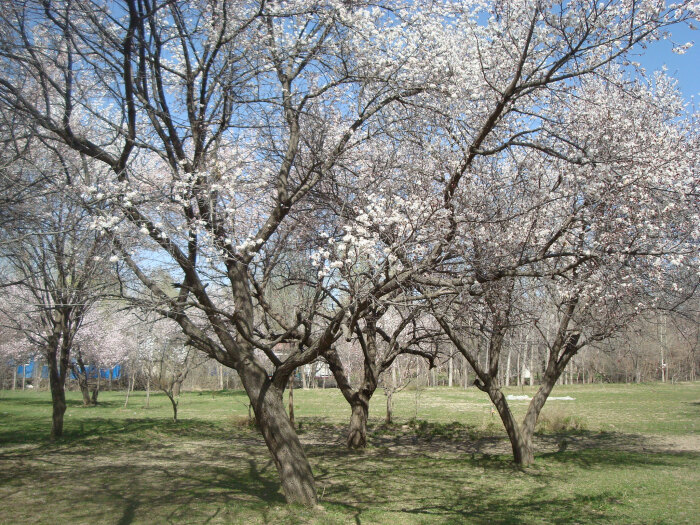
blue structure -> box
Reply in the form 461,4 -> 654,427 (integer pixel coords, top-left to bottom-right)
16,359 -> 123,380
16,361 -> 35,378
69,363 -> 122,380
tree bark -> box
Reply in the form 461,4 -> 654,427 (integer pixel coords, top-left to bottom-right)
505,345 -> 512,387
124,373 -> 135,408
288,373 -> 295,427
91,386 -> 99,405
47,352 -> 67,440
517,378 -> 558,463
347,396 -> 369,449
486,387 -> 534,464
528,338 -> 534,386
36,359 -> 42,390
448,353 -> 453,387
310,362 -> 318,388
71,355 -> 94,406
167,392 -> 178,422
243,369 -> 317,505
80,378 -> 91,405
386,390 -> 393,424
301,364 -> 308,389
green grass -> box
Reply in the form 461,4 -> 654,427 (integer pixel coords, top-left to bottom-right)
0,383 -> 698,524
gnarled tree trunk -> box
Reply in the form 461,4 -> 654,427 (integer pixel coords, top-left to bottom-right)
325,347 -> 377,450
241,366 -> 317,505
488,387 -> 535,465
347,395 -> 369,449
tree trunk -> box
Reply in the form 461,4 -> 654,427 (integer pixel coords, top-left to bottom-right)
72,361 -> 93,406
325,344 -> 376,450
515,375 -> 560,465
310,362 -> 318,388
12,365 -> 16,390
505,345 -> 512,387
124,373 -> 135,408
660,319 -> 666,383
386,390 -> 393,424
36,359 -> 42,390
80,380 -> 91,405
47,353 -> 67,440
489,388 -> 534,465
243,371 -> 317,505
347,396 -> 369,449
288,373 -> 295,427
91,386 -> 99,405
167,392 -> 178,422
448,354 -> 453,387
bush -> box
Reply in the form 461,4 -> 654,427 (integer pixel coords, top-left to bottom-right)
537,408 -> 586,433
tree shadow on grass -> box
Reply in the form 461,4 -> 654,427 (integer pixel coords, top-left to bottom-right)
0,427 -> 285,524
17,455 -> 284,524
2,415 -> 697,524
0,396 -> 89,408
311,437 -> 698,524
398,486 -> 631,525
192,389 -> 250,399
540,446 -> 699,471
0,416 -> 256,454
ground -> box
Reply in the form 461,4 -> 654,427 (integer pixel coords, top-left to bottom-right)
0,383 -> 698,524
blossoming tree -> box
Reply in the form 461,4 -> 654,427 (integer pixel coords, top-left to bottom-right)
1,0 -> 697,503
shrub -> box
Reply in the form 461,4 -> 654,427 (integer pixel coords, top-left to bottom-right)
537,408 -> 586,433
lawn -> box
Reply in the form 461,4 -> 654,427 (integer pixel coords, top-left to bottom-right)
0,383 -> 698,524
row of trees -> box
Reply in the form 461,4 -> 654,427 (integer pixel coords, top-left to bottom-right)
1,0 -> 698,505
6,304 -> 695,393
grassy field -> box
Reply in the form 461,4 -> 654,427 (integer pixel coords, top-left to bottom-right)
0,383 -> 698,524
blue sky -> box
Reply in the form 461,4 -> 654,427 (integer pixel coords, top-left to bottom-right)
637,21 -> 699,105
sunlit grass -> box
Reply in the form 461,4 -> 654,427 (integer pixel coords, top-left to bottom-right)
0,383 -> 698,524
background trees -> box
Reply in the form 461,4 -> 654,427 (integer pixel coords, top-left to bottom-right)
0,139 -> 113,437
326,307 -> 439,448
